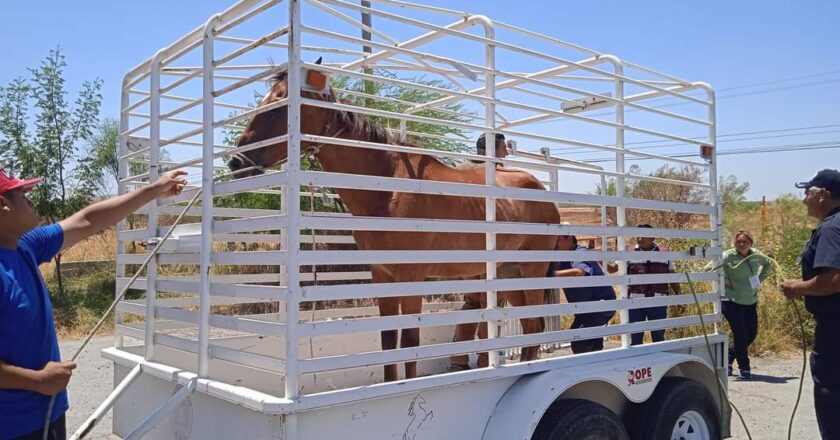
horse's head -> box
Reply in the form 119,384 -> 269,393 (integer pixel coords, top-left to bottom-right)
228,57 -> 333,177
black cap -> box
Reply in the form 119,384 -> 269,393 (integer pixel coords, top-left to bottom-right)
476,132 -> 506,155
795,169 -> 840,194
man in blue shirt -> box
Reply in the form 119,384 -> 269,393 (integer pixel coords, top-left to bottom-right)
781,169 -> 840,440
550,232 -> 616,354
0,167 -> 186,440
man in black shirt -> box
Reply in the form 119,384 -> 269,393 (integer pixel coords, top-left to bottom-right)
781,169 -> 840,440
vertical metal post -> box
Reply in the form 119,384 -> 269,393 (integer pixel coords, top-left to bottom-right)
600,174 -> 608,267
145,50 -> 166,360
548,169 -> 559,350
478,17 -> 499,368
610,58 -> 630,348
198,15 -> 220,378
286,1 -> 304,438
702,84 -> 721,332
116,81 -> 130,349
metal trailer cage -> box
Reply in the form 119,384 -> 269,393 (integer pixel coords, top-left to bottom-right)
106,0 -> 723,438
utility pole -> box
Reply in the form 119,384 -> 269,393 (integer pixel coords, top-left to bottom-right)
361,1 -> 374,107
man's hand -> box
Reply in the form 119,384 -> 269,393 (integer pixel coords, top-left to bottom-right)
148,170 -> 188,199
34,361 -> 76,396
780,279 -> 804,300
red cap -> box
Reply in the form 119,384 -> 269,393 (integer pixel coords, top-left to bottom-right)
0,168 -> 41,195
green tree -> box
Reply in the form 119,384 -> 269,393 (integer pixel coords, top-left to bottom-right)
719,175 -> 751,209
596,164 -> 708,230
0,47 -> 104,295
86,118 -> 120,196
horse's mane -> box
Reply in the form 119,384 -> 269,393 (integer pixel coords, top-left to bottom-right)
270,70 -> 431,152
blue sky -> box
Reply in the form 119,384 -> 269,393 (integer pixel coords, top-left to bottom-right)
1,0 -> 839,199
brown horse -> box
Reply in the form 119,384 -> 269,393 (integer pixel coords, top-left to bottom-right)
228,65 -> 561,382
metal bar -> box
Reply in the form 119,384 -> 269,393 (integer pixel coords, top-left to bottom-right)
160,126 -> 204,147
216,34 -> 288,49
299,169 -> 716,214
613,60 -> 630,348
298,314 -> 721,374
299,81 -> 711,165
124,95 -> 151,113
116,279 -> 288,301
123,377 -> 197,440
121,0 -> 264,85
163,64 -> 284,71
159,98 -> 203,124
160,69 -> 202,94
144,51 -> 164,361
322,0 -> 708,104
214,98 -> 289,128
480,16 -> 500,368
285,0 -> 303,405
117,79 -> 131,349
69,364 -> 143,440
305,96 -> 709,169
214,214 -> 287,233
704,83 -> 723,332
299,293 -> 719,337
215,26 -> 290,68
213,63 -> 289,98
127,89 -> 251,111
216,0 -> 281,35
198,15 -> 219,379
150,134 -> 287,174
296,249 -> 711,266
308,0 -> 399,44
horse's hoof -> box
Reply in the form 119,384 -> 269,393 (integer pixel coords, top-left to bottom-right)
447,364 -> 471,372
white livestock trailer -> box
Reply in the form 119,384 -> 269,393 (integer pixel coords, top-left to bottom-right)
96,0 -> 731,438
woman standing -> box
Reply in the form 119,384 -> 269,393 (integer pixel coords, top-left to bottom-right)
720,230 -> 772,379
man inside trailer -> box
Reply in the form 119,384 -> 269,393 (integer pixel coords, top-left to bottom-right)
550,231 -> 617,354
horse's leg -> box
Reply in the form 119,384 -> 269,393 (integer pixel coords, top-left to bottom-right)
518,262 -> 548,362
374,266 -> 400,382
450,291 -> 484,369
400,295 -> 423,379
475,263 -> 520,367
475,294 -> 509,368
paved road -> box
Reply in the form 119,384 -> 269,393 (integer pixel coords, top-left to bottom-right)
727,355 -> 819,439
61,337 -> 116,440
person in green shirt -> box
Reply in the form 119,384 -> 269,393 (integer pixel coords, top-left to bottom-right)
718,230 -> 772,379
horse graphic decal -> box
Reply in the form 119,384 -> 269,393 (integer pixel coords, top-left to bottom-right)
403,395 -> 435,440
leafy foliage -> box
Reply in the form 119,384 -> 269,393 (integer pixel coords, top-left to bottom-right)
0,47 -> 104,294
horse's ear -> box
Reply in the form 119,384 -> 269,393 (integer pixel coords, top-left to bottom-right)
306,69 -> 328,90
303,57 -> 330,91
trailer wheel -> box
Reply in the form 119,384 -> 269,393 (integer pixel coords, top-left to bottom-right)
625,377 -> 721,440
532,399 -> 629,440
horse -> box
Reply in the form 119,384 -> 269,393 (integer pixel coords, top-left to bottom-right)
228,62 -> 561,382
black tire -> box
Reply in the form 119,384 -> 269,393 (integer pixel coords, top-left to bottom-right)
625,377 -> 721,440
532,399 -> 630,440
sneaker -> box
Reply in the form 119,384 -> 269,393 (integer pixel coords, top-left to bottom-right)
740,369 -> 751,380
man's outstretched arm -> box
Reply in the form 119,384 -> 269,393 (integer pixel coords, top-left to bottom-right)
59,171 -> 187,251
